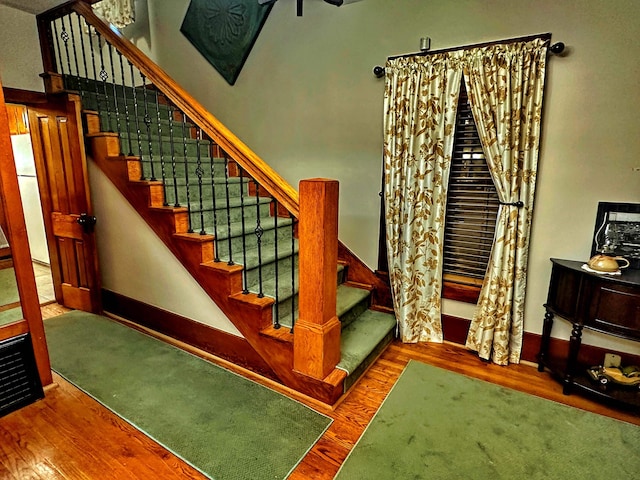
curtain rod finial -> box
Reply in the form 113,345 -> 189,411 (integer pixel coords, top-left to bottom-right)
373,65 -> 385,78
550,42 -> 565,54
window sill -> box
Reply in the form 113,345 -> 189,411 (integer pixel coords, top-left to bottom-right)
442,278 -> 481,304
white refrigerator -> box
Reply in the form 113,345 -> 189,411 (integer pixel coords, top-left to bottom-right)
12,133 -> 50,265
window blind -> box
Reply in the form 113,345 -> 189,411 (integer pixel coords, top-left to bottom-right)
443,82 -> 499,283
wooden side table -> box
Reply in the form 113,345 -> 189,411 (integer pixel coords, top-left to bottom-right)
537,258 -> 640,411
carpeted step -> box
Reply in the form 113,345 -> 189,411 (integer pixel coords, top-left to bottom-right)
119,132 -> 210,158
188,196 -> 274,234
337,309 -> 396,391
276,282 -> 368,329
213,216 -> 295,264
241,243 -> 299,293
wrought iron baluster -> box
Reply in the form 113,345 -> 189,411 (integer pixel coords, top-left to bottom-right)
210,154 -> 220,262
181,112 -> 193,233
273,197 -> 280,329
195,127 -> 206,235
254,181 -> 264,298
52,20 -> 64,77
141,73 -> 156,181
107,42 -> 122,136
290,213 -> 296,333
96,31 -> 113,133
223,158 -> 234,265
60,16 -> 72,84
86,22 -> 101,111
153,90 -> 168,203
68,14 -> 81,93
128,61 -> 144,171
75,14 -> 90,99
167,104 -> 180,207
239,167 -> 249,293
117,51 -> 133,155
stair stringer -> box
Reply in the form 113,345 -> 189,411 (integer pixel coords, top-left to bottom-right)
88,131 -> 348,404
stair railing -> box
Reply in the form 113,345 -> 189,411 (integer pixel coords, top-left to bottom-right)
36,1 -> 340,380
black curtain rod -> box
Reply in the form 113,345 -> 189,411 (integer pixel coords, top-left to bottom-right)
373,33 -> 564,78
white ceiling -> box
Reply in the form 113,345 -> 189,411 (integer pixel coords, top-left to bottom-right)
0,0 -> 69,15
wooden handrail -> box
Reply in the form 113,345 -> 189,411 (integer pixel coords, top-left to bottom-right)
37,1 -> 299,217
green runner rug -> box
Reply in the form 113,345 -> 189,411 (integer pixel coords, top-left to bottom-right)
336,360 -> 640,480
44,311 -> 332,480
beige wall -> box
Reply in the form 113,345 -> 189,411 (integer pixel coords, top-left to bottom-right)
1,1 -> 638,353
0,4 -> 45,91
141,0 -> 640,353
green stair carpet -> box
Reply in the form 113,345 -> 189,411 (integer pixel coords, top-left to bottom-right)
335,360 -> 640,480
44,311 -> 332,480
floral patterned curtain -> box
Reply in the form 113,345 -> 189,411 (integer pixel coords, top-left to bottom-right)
463,38 -> 549,364
93,0 -> 135,28
383,53 -> 463,343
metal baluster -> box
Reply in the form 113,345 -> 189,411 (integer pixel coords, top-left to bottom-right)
76,14 -> 90,99
107,42 -> 122,136
254,181 -> 264,298
210,154 -> 220,261
224,158 -> 234,265
167,104 -> 180,207
181,112 -> 193,233
96,31 -> 113,133
273,198 -> 280,329
154,90 -> 168,203
86,21 -> 101,111
117,51 -> 133,155
68,14 -> 81,93
195,127 -> 206,234
239,167 -> 249,293
60,16 -> 73,85
290,213 -> 296,333
128,61 -> 144,172
141,73 -> 156,181
52,20 -> 64,77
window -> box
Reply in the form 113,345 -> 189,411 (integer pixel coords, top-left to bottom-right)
442,81 -> 499,303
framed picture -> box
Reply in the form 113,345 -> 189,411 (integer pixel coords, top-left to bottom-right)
590,202 -> 640,270
180,0 -> 273,85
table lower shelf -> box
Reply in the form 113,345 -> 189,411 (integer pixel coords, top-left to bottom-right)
541,356 -> 640,413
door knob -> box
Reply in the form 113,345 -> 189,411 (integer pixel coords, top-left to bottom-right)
77,213 -> 97,233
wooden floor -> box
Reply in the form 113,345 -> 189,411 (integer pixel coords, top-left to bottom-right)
1,305 -> 638,480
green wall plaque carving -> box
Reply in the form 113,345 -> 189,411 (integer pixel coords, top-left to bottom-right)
180,0 -> 273,85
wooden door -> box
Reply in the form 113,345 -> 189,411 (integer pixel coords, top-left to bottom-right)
27,94 -> 101,313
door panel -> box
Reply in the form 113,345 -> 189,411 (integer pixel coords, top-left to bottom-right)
28,94 -> 101,313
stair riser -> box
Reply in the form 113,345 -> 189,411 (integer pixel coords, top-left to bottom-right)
100,114 -> 194,139
244,254 -> 298,296
139,159 -> 230,181
337,296 -> 370,330
119,137 -> 210,158
214,224 -> 295,262
189,202 -> 273,232
163,180 -> 248,204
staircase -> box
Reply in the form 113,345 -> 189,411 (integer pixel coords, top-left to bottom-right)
36,2 -> 396,404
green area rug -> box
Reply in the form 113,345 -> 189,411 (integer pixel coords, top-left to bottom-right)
336,360 -> 640,480
0,306 -> 23,326
44,311 -> 332,480
0,267 -> 20,306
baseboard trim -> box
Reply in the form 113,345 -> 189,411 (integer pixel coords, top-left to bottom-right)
101,289 -> 277,380
442,314 -> 640,366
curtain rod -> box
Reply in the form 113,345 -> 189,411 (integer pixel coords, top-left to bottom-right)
373,33 -> 563,78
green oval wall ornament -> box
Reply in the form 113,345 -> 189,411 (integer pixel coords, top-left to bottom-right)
180,0 -> 273,85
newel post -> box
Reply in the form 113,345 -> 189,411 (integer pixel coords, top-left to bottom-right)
293,178 -> 341,380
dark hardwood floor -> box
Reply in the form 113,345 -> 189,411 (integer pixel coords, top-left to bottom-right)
1,304 -> 637,479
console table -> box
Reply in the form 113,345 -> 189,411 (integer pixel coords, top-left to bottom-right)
537,258 -> 640,411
